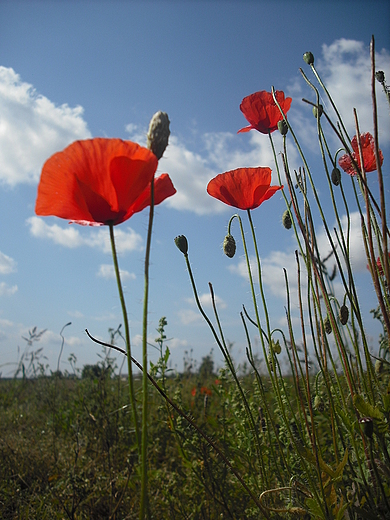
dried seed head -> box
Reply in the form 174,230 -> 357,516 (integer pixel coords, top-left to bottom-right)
174,235 -> 188,256
303,51 -> 314,65
324,315 -> 332,335
339,305 -> 349,325
282,209 -> 292,229
331,167 -> 341,186
375,70 -> 385,84
223,234 -> 236,258
278,119 -> 288,136
146,111 -> 170,160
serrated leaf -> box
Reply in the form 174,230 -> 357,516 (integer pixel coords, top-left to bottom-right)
353,394 -> 384,420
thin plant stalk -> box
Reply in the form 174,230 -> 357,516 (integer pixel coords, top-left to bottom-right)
109,222 -> 140,451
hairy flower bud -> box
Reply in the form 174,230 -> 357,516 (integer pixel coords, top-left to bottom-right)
331,167 -> 341,186
174,235 -> 188,256
339,305 -> 349,326
277,119 -> 288,136
375,359 -> 383,376
314,395 -> 325,412
223,234 -> 236,258
147,111 -> 170,160
272,339 -> 281,355
282,209 -> 292,229
324,315 -> 332,335
303,51 -> 314,65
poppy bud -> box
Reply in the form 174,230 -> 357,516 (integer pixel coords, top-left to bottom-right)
359,417 -> 373,439
174,235 -> 188,256
303,52 -> 314,65
375,70 -> 385,84
147,111 -> 170,160
312,104 -> 323,118
278,119 -> 288,136
324,315 -> 332,335
375,359 -> 383,376
282,209 -> 292,229
331,168 -> 341,186
314,395 -> 325,412
272,339 -> 281,355
223,234 -> 236,258
339,305 -> 349,325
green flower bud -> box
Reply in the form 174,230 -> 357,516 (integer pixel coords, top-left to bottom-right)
331,167 -> 341,186
277,119 -> 288,136
272,339 -> 281,355
174,235 -> 188,255
147,111 -> 170,160
314,395 -> 325,412
339,305 -> 349,325
223,234 -> 236,258
359,417 -> 373,439
324,315 -> 332,335
303,52 -> 314,65
312,104 -> 323,118
375,359 -> 383,376
267,352 -> 274,372
282,209 -> 292,229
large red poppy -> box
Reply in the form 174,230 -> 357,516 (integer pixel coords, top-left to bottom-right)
338,132 -> 384,176
35,138 -> 176,225
207,167 -> 282,210
238,90 -> 292,134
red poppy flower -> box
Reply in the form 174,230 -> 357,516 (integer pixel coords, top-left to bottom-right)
238,90 -> 292,134
207,167 -> 282,210
200,386 -> 212,396
191,387 -> 197,397
35,138 -> 176,226
338,132 -> 384,176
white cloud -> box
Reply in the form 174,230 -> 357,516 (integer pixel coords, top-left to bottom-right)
0,282 -> 17,296
186,292 -> 227,310
178,308 -> 203,325
97,264 -> 136,281
0,251 -> 16,274
27,216 -> 144,253
0,66 -> 91,186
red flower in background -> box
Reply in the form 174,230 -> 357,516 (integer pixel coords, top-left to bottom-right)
376,253 -> 390,276
207,167 -> 282,210
191,387 -> 197,397
238,90 -> 292,134
338,132 -> 384,176
35,138 -> 176,226
200,386 -> 212,396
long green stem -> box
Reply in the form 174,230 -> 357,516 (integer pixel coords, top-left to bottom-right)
140,178 -> 155,520
109,222 -> 140,451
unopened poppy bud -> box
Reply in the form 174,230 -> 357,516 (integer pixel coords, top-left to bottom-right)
303,52 -> 314,65
375,70 -> 385,84
282,209 -> 292,229
324,315 -> 332,335
174,235 -> 188,255
223,234 -> 236,258
147,111 -> 170,160
375,359 -> 383,375
339,305 -> 349,325
359,417 -> 373,439
331,167 -> 341,186
312,104 -> 323,118
314,395 -> 325,412
272,339 -> 281,355
278,119 -> 288,136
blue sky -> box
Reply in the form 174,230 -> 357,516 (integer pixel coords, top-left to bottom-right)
0,0 -> 389,375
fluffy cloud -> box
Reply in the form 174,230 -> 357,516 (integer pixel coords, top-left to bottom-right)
0,251 -> 16,274
0,282 -> 18,297
27,216 -> 144,253
97,264 -> 136,281
0,66 -> 91,186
